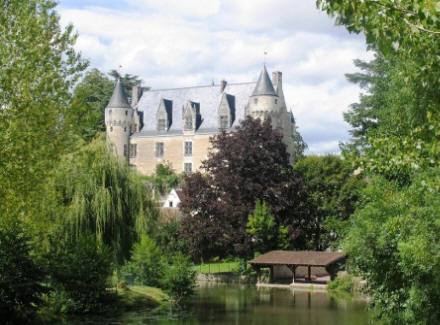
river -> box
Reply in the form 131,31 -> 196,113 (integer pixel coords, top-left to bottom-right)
68,283 -> 371,324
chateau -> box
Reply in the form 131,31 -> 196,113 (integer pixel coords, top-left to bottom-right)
105,65 -> 299,175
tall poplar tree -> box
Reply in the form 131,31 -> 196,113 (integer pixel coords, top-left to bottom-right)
0,0 -> 87,222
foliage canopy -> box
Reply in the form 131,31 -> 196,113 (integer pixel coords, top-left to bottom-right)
180,117 -> 312,260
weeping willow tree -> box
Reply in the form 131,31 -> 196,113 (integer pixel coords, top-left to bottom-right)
54,135 -> 158,264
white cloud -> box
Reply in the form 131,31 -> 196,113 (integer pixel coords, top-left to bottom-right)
58,0 -> 371,154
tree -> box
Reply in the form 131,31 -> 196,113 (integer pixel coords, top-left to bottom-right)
344,170 -> 440,324
145,163 -> 182,197
0,0 -> 87,222
54,135 -> 158,263
69,69 -> 114,141
0,220 -> 46,323
294,155 -> 365,249
108,70 -> 146,103
161,253 -> 197,306
47,235 -> 113,314
180,117 -> 312,261
122,235 -> 164,287
318,1 -> 440,323
246,200 -> 289,254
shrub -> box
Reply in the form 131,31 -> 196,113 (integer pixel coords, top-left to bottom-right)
161,253 -> 196,305
122,235 -> 163,287
0,220 -> 46,323
327,274 -> 354,293
47,235 -> 113,314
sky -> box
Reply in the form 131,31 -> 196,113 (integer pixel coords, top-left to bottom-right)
58,0 -> 372,154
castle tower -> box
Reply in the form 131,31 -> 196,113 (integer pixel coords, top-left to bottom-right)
247,65 -> 281,126
248,66 -> 296,162
105,79 -> 134,161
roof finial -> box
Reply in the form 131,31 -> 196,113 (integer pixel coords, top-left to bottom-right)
263,50 -> 268,66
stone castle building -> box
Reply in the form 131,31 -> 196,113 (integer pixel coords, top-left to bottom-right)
105,65 -> 299,175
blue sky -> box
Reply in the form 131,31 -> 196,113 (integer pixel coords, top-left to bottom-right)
58,0 -> 372,154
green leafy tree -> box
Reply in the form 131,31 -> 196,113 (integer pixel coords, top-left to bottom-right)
0,0 -> 87,222
108,70 -> 146,103
0,220 -> 46,323
318,1 -> 440,323
54,135 -> 158,263
69,68 -> 114,141
47,235 -> 113,314
294,155 -> 365,249
122,235 -> 164,287
161,253 -> 197,306
145,163 -> 182,196
246,200 -> 289,254
344,170 -> 440,324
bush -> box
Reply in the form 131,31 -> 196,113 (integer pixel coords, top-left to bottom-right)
0,220 -> 46,323
122,235 -> 163,287
161,253 -> 196,305
327,274 -> 354,293
47,235 -> 113,314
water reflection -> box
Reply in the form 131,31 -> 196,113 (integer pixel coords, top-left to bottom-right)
66,283 -> 370,325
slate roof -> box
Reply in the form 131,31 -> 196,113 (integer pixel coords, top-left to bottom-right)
107,79 -> 130,108
251,65 -> 277,97
249,250 -> 346,267
134,82 -> 256,136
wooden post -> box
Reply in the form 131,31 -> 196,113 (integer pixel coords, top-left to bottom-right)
307,265 -> 311,283
269,265 -> 274,283
286,265 -> 297,285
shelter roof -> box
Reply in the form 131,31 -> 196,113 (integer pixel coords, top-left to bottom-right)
249,250 -> 346,267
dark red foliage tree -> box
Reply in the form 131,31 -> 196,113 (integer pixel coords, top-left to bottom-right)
179,117 -> 313,261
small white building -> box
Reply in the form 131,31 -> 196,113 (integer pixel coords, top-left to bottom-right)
162,189 -> 183,208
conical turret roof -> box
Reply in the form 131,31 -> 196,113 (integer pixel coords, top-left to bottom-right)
251,65 -> 277,96
107,78 -> 131,108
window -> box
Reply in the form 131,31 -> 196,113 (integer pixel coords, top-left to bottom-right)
125,110 -> 128,116
129,144 -> 137,158
155,142 -> 164,157
124,127 -> 127,132
158,119 -> 166,131
275,99 -> 278,104
184,162 -> 192,174
184,141 -> 192,156
110,126 -> 113,132
109,110 -> 112,114
254,98 -> 258,104
169,201 -> 173,207
124,144 -> 128,157
184,116 -> 193,130
220,116 -> 228,129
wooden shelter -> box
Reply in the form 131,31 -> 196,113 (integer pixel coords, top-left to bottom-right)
248,250 -> 346,284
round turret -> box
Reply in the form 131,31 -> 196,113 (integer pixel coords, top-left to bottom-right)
247,65 -> 280,124
105,79 -> 134,161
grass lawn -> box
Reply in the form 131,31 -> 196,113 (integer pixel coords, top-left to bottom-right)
194,261 -> 239,274
118,285 -> 169,309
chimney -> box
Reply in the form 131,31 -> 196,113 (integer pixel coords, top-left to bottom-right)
131,85 -> 143,107
272,71 -> 282,91
220,79 -> 227,93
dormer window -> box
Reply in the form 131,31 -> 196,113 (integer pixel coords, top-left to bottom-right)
156,98 -> 172,132
158,119 -> 166,131
220,116 -> 229,129
184,116 -> 193,130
